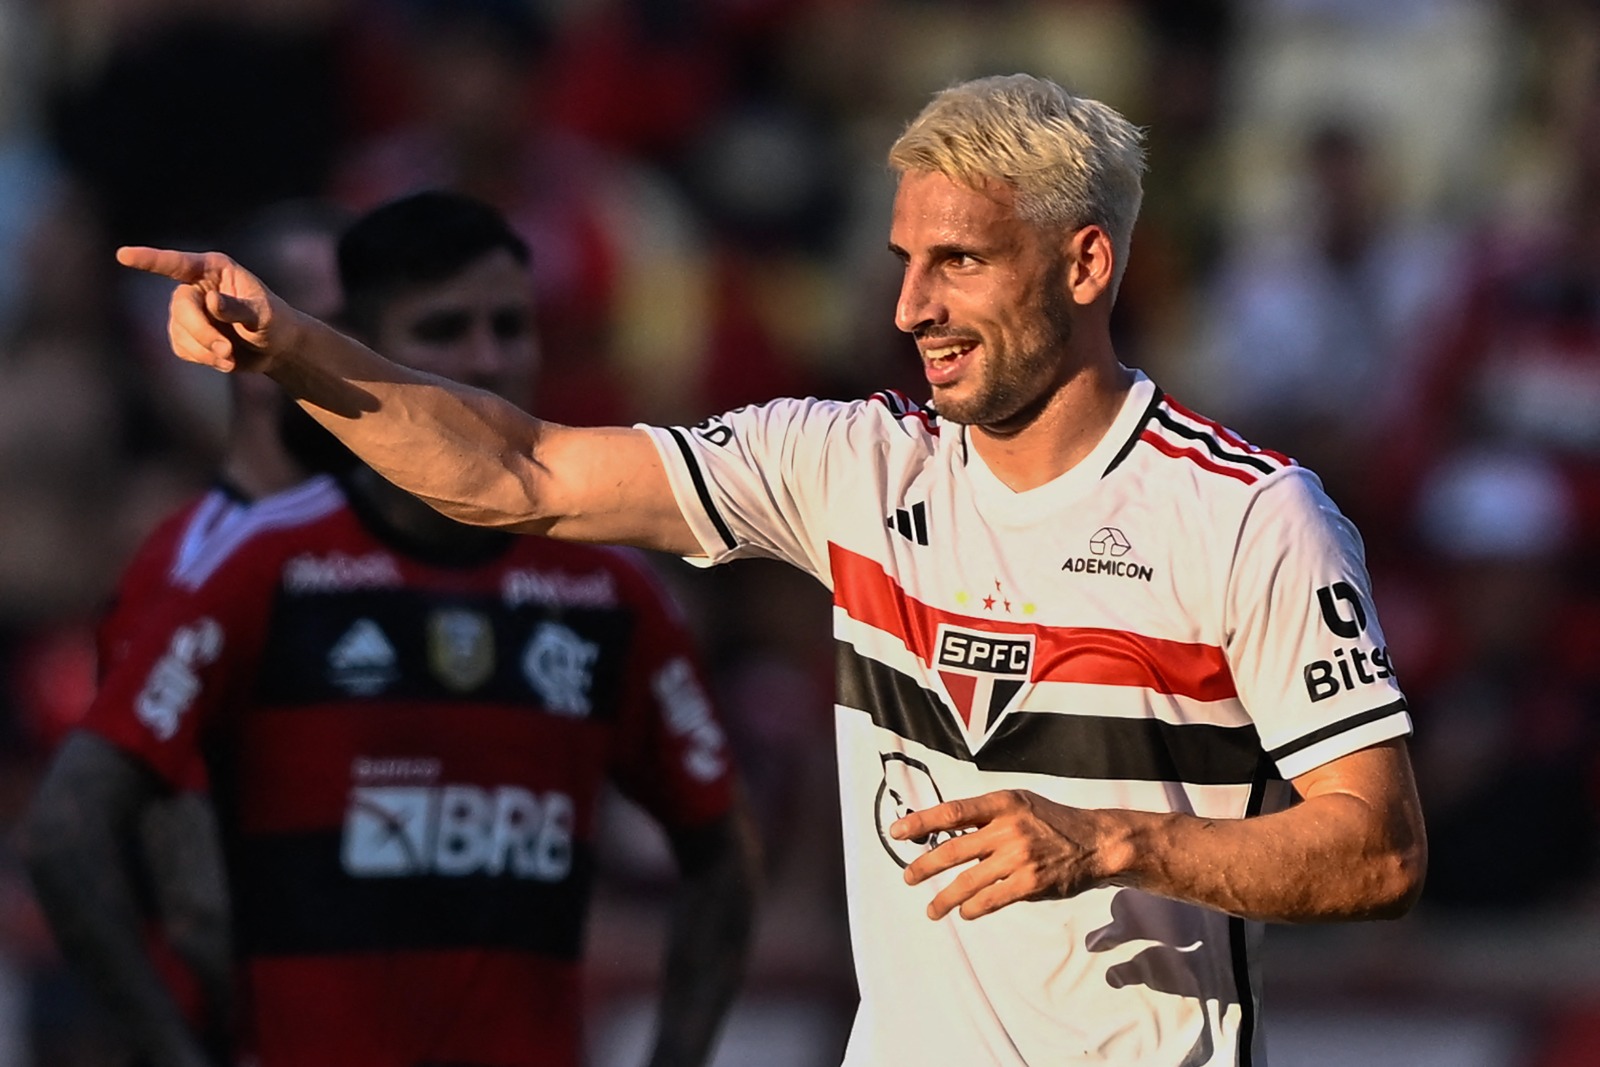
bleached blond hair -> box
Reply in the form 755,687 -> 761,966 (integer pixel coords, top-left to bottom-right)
888,74 -> 1147,296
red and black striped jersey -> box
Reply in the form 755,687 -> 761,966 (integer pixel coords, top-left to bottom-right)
81,475 -> 733,1067
641,372 -> 1409,1067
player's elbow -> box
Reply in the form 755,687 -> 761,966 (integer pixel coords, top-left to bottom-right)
19,790 -> 83,894
1363,829 -> 1428,921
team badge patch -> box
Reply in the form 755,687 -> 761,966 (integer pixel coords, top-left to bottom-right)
427,608 -> 495,692
932,623 -> 1034,738
522,621 -> 600,717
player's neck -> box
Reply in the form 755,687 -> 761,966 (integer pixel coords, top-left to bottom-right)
344,465 -> 507,557
967,356 -> 1134,493
220,433 -> 307,501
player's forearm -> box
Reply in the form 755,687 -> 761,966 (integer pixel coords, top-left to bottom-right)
1107,792 -> 1426,923
140,794 -> 234,1047
267,311 -> 555,531
648,813 -> 760,1067
23,760 -> 216,1067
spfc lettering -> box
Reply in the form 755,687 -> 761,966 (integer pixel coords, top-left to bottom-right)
933,624 -> 1034,732
936,630 -> 1032,673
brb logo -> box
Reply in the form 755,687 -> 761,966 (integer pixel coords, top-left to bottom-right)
1303,581 -> 1395,703
341,783 -> 574,881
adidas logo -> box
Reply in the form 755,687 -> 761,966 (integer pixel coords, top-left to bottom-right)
328,618 -> 399,695
886,501 -> 930,546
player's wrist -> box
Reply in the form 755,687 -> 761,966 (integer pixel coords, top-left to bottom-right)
1090,808 -> 1153,889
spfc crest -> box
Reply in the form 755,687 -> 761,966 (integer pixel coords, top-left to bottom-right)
427,609 -> 495,692
932,623 -> 1034,738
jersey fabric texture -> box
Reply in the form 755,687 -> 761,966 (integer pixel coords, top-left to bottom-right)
98,480 -> 311,790
81,474 -> 734,1067
639,372 -> 1411,1067
98,482 -> 252,674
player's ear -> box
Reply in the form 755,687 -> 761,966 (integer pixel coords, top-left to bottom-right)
1064,224 -> 1114,307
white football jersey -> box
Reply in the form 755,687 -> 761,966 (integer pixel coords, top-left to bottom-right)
640,372 -> 1410,1066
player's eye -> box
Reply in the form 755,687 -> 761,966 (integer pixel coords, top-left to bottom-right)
410,311 -> 470,343
491,310 -> 531,340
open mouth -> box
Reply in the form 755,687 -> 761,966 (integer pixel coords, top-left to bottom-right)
923,340 -> 978,385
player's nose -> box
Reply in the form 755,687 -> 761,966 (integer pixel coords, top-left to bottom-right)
895,262 -> 946,334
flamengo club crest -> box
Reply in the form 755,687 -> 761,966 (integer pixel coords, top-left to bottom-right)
932,623 -> 1035,738
427,609 -> 495,692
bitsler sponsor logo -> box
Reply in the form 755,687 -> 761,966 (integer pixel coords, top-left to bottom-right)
1302,581 -> 1396,702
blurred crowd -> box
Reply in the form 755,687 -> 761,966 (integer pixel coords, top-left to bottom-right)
2,0 -> 1600,1064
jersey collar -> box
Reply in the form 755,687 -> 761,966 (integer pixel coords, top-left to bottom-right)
957,371 -> 1157,526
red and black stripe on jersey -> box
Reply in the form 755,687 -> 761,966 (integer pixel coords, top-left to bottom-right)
83,480 -> 731,1067
829,543 -> 1276,786
208,583 -> 642,961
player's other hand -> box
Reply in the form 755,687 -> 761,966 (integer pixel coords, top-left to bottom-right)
892,789 -> 1127,920
117,247 -> 300,375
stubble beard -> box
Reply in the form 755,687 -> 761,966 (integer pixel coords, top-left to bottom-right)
930,290 -> 1075,433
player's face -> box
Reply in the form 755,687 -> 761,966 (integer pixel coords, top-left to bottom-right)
373,249 -> 538,406
889,170 -> 1076,429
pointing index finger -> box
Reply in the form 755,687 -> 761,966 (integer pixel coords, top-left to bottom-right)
116,245 -> 209,283
891,792 -> 1008,840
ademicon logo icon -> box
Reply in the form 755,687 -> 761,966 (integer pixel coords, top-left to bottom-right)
1060,526 -> 1154,581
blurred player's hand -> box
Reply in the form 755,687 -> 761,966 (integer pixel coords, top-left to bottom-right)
117,247 -> 301,375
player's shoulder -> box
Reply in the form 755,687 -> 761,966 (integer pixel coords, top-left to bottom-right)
694,389 -> 941,447
117,485 -> 244,591
1121,389 -> 1299,499
168,475 -> 350,592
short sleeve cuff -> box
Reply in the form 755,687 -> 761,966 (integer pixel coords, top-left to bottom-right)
1266,699 -> 1413,780
636,425 -> 742,567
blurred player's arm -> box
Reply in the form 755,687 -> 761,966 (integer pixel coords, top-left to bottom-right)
116,247 -> 697,554
648,798 -> 761,1067
139,790 -> 234,1050
895,738 -> 1426,923
22,733 -> 225,1067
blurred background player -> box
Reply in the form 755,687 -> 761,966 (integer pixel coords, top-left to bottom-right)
23,190 -> 757,1067
81,197 -> 353,1062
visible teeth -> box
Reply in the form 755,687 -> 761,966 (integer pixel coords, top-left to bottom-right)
927,343 -> 973,361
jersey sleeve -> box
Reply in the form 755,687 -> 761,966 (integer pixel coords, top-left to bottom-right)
636,397 -> 857,579
1224,468 -> 1412,780
603,550 -> 735,831
77,546 -> 275,791
97,504 -> 202,681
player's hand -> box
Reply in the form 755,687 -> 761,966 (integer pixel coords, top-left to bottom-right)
892,789 -> 1122,920
116,246 -> 299,375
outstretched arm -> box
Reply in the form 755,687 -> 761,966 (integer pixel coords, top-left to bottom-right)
893,738 -> 1426,924
23,733 -> 224,1067
646,801 -> 761,1067
116,247 -> 698,554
